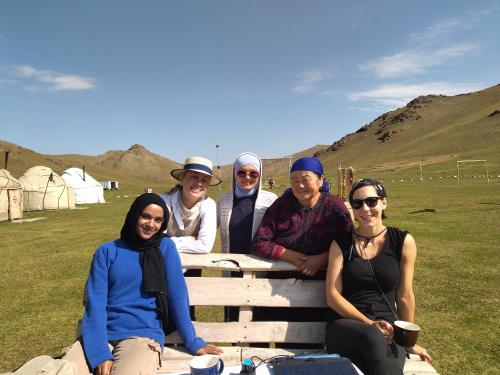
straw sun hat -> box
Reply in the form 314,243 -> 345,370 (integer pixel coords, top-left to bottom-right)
170,156 -> 221,186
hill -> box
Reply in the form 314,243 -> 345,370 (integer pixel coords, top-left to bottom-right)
0,141 -> 181,188
2,83 -> 499,187
314,84 -> 500,179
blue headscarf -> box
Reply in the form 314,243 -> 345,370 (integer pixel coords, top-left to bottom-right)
290,157 -> 324,175
233,152 -> 261,198
289,157 -> 329,193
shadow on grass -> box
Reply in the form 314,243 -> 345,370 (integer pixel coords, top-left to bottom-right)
408,208 -> 437,214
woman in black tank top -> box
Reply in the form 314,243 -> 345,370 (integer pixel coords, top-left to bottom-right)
325,179 -> 432,375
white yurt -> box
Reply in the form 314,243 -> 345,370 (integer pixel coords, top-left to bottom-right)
61,167 -> 105,204
19,166 -> 75,211
0,169 -> 23,221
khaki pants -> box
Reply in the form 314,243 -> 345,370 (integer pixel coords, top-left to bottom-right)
63,337 -> 161,375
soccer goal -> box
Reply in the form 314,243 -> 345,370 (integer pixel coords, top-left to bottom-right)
261,157 -> 293,189
456,160 -> 490,184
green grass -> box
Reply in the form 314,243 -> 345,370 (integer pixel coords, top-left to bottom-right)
1,180 -> 499,374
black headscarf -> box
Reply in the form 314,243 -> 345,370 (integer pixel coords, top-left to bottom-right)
120,193 -> 171,334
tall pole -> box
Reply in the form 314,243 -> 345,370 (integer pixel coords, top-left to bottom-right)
419,156 -> 423,182
216,145 -> 221,191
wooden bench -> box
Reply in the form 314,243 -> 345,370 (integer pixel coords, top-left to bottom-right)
159,253 -> 438,374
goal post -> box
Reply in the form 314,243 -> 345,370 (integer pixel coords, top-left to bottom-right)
456,160 -> 490,184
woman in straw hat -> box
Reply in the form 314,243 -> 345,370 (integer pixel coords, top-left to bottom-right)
161,156 -> 221,256
160,156 -> 220,319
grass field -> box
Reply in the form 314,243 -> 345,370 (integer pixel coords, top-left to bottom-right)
1,179 -> 499,374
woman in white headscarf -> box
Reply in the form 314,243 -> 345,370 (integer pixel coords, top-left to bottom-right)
218,152 -> 277,255
217,152 -> 277,321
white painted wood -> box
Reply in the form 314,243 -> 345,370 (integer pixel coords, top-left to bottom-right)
186,277 -> 327,307
180,253 -> 298,272
404,354 -> 440,374
238,272 -> 255,323
165,322 -> 326,344
160,346 -> 241,373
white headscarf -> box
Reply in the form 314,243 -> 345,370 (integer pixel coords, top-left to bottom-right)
233,152 -> 261,198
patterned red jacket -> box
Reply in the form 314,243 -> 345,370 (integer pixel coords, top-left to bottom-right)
250,191 -> 353,260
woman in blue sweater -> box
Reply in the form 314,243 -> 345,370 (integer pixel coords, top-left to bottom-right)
64,193 -> 221,375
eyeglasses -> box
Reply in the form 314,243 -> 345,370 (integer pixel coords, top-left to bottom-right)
139,212 -> 164,224
237,170 -> 260,179
350,197 -> 382,209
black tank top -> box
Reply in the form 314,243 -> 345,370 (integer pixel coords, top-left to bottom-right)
327,227 -> 408,323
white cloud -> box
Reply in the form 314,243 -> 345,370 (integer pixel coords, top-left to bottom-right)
410,8 -> 496,44
349,82 -> 484,109
359,7 -> 495,79
292,70 -> 330,93
360,43 -> 478,78
13,64 -> 96,91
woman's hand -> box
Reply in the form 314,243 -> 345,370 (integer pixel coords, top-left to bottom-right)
195,344 -> 223,355
409,344 -> 432,362
297,253 -> 328,276
95,360 -> 113,375
372,320 -> 394,343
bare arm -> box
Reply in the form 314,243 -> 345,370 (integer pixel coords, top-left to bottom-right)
396,234 -> 416,323
396,234 -> 432,362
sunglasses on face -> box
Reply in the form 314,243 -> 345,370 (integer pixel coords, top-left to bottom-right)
350,196 -> 382,209
237,170 -> 260,179
139,212 -> 164,224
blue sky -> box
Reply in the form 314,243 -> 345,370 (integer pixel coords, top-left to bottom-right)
1,1 -> 499,164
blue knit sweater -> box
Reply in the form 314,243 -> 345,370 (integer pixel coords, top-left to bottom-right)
81,237 -> 206,370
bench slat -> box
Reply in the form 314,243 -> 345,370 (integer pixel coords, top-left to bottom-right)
180,253 -> 298,272
187,277 -> 327,307
165,322 -> 326,344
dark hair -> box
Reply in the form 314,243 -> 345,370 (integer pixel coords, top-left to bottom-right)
349,178 -> 387,219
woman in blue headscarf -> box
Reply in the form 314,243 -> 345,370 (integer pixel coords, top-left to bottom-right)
250,157 -> 353,325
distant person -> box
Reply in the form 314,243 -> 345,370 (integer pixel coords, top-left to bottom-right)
250,157 -> 353,322
268,178 -> 274,189
217,152 -> 277,321
63,193 -> 221,375
161,156 -> 221,319
325,178 -> 431,374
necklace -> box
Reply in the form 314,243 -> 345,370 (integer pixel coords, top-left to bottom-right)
354,227 -> 387,247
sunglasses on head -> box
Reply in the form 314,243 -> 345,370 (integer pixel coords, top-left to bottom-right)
350,196 -> 382,209
237,170 -> 260,179
139,212 -> 164,224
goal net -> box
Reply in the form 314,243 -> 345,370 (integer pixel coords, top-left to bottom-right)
456,160 -> 490,183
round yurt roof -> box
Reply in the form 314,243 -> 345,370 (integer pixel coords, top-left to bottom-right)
61,167 -> 105,204
0,169 -> 22,189
19,166 -> 75,211
61,167 -> 101,187
19,166 -> 69,190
